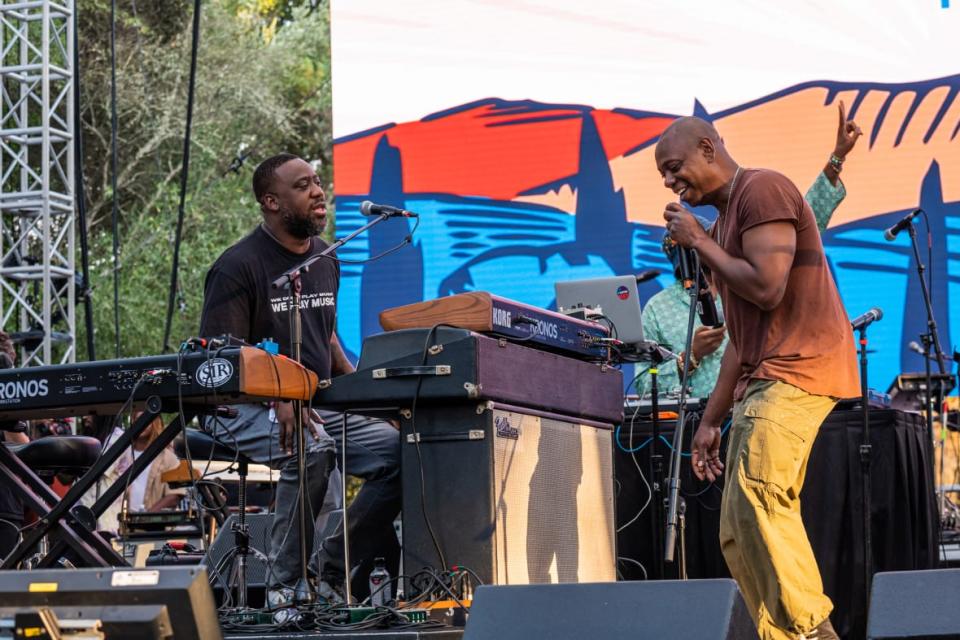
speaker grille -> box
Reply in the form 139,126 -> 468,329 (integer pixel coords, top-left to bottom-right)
492,409 -> 615,584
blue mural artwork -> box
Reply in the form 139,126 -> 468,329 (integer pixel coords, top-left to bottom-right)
333,77 -> 960,394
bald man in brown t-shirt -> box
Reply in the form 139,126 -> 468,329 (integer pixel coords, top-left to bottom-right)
656,117 -> 859,640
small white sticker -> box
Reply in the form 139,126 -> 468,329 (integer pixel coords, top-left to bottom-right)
111,570 -> 160,587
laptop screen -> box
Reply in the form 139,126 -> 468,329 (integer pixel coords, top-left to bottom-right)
555,276 -> 645,345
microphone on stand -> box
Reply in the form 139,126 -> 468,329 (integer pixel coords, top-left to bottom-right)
883,209 -> 922,241
635,269 -> 661,284
909,340 -> 956,362
851,307 -> 883,331
360,201 -> 419,218
635,340 -> 678,364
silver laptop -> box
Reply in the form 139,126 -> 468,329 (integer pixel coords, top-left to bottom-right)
555,275 -> 645,345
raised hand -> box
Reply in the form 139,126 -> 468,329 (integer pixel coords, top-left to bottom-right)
833,100 -> 862,161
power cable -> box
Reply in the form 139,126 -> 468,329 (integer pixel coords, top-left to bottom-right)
72,0 -> 96,363
109,0 -> 121,357
162,0 -> 203,353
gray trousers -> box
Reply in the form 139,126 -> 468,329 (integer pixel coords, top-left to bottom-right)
204,404 -> 335,588
315,410 -> 401,582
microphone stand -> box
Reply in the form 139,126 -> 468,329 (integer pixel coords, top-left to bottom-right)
623,340 -> 675,578
664,267 -> 700,567
856,323 -> 873,623
906,223 -> 948,518
272,211 -> 396,604
645,353 -> 665,579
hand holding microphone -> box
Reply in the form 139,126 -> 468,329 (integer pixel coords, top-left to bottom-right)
663,202 -> 708,249
663,204 -> 702,290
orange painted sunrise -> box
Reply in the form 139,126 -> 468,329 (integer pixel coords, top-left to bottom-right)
613,85 -> 960,227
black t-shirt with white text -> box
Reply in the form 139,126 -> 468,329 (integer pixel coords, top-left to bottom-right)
199,226 -> 340,381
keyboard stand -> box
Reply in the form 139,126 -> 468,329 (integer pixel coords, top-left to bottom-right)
1,400 -> 197,569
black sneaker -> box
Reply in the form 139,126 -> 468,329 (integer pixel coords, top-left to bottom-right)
266,586 -> 295,611
317,572 -> 346,605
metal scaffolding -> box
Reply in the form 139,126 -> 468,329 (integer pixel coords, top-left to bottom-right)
0,1 -> 75,367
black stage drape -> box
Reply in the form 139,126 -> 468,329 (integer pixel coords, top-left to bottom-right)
615,407 -> 938,639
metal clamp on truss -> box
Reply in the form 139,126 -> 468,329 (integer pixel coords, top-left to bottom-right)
371,365 -> 452,379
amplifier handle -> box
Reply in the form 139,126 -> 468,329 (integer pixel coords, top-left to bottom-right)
406,430 -> 485,443
372,365 -> 451,379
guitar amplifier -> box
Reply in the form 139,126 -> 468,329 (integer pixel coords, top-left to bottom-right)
401,402 -> 616,591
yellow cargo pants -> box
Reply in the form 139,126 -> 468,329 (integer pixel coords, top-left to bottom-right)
720,379 -> 837,640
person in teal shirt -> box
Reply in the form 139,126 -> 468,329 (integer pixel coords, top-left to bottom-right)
635,102 -> 861,398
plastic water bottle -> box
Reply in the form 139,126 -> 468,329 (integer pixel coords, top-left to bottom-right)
368,557 -> 391,606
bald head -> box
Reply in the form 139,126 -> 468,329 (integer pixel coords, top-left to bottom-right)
659,117 -> 722,152
655,117 -> 737,207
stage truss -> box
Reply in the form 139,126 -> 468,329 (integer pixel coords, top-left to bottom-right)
0,0 -> 76,367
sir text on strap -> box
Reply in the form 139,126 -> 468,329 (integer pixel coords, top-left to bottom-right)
360,201 -> 419,218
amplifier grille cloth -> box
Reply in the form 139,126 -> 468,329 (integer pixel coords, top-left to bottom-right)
492,409 -> 615,584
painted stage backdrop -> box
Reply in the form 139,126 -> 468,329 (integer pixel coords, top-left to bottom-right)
330,0 -> 960,391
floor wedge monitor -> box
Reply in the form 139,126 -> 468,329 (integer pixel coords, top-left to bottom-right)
0,566 -> 220,640
867,569 -> 960,639
463,579 -> 759,640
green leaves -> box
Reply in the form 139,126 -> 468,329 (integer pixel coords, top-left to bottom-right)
76,0 -> 332,357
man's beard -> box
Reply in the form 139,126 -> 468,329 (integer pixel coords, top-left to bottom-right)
281,207 -> 324,239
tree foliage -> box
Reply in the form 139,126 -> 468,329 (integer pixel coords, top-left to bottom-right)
76,0 -> 332,358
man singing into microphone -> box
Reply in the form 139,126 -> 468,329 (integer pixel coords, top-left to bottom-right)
656,118 -> 859,640
638,101 -> 861,400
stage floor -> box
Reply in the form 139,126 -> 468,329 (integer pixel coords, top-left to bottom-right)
223,629 -> 462,639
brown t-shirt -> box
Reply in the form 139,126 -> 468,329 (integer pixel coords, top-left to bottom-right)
712,169 -> 859,401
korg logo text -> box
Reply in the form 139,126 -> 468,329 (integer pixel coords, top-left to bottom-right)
196,359 -> 234,388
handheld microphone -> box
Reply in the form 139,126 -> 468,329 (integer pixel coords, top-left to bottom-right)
677,245 -> 697,290
360,201 -> 419,218
666,237 -> 722,325
850,307 -> 883,331
883,209 -> 922,241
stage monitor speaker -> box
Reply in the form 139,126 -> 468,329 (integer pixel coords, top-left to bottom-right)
463,580 -> 758,640
0,566 -> 219,640
0,604 -> 173,639
867,569 -> 960,639
402,404 -> 615,590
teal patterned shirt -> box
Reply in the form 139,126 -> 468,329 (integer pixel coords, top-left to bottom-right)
635,280 -> 727,399
634,172 -> 845,398
804,171 -> 846,232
